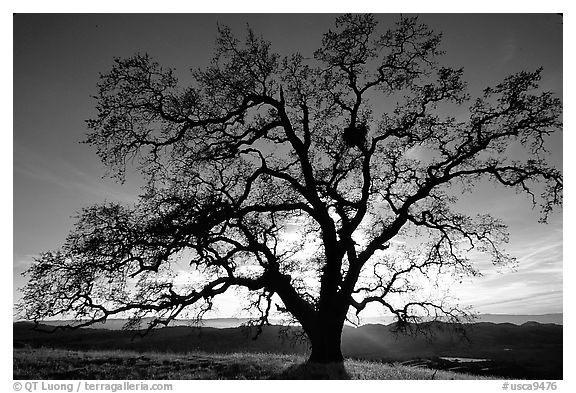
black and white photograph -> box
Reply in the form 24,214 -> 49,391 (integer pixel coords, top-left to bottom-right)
10,5 -> 566,385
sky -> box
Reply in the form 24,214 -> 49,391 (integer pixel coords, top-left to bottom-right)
12,13 -> 563,320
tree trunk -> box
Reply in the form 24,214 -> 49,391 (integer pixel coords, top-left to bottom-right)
307,322 -> 344,364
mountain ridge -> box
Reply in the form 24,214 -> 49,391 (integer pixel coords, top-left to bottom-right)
25,313 -> 562,330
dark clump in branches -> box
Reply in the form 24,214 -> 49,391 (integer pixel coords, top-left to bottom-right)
18,14 -> 562,365
343,122 -> 368,149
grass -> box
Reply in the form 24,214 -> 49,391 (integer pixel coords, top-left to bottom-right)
14,347 -> 492,380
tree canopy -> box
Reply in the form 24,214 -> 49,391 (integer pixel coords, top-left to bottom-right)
19,14 -> 562,363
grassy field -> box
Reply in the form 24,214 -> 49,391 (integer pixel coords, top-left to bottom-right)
14,348 -> 491,380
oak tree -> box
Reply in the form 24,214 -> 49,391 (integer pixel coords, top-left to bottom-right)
19,15 -> 562,363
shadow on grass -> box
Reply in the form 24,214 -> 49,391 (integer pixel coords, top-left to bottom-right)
271,361 -> 351,380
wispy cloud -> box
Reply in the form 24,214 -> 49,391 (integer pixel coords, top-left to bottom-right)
475,289 -> 561,308
14,142 -> 138,204
499,33 -> 518,66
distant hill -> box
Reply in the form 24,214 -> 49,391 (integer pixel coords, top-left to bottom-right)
38,317 -> 254,330
34,313 -> 562,330
474,313 -> 562,325
358,313 -> 563,326
13,320 -> 562,379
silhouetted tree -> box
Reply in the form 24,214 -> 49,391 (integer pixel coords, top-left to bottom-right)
19,15 -> 562,364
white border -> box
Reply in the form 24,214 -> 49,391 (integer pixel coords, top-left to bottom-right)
4,1 -> 573,390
